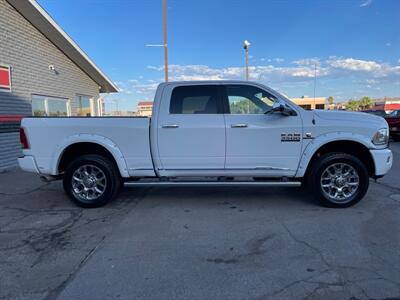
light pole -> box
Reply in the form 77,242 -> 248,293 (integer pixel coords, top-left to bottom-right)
163,0 -> 168,82
243,40 -> 251,81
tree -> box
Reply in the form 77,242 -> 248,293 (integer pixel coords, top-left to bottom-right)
230,100 -> 263,114
327,96 -> 334,105
359,96 -> 373,110
344,96 -> 373,111
346,99 -> 360,111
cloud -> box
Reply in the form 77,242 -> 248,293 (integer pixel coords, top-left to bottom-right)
128,80 -> 159,95
327,57 -> 400,80
145,57 -> 399,85
328,58 -> 381,71
161,62 -> 330,83
147,65 -> 164,71
105,56 -> 400,112
293,58 -> 321,66
366,79 -> 377,84
145,44 -> 164,47
360,0 -> 372,7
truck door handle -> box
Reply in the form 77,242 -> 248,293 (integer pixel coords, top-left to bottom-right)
231,123 -> 248,128
162,124 -> 179,128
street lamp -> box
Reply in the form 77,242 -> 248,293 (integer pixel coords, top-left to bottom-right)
243,40 -> 251,81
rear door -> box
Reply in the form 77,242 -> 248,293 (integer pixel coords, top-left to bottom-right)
156,84 -> 226,173
222,84 -> 303,176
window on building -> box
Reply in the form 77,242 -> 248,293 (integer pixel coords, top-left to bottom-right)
170,85 -> 219,114
315,104 -> 325,110
225,85 -> 277,114
32,95 -> 69,116
77,95 -> 92,116
0,65 -> 11,92
300,104 -> 312,110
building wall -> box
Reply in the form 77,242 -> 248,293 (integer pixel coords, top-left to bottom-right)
291,97 -> 327,110
0,0 -> 100,169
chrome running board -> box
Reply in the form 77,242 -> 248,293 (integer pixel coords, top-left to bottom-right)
124,181 -> 301,187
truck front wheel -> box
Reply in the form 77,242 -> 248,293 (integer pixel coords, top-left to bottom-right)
63,154 -> 121,208
308,152 -> 369,208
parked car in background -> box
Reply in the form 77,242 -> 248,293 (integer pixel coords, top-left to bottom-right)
18,81 -> 392,208
385,110 -> 400,140
362,110 -> 387,117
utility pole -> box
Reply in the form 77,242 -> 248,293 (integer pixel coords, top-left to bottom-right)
243,40 -> 251,81
163,0 -> 168,82
313,63 -> 317,109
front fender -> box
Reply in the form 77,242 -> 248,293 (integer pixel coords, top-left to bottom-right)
51,134 -> 130,177
295,132 -> 374,177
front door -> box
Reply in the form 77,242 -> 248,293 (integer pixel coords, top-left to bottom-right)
157,84 -> 226,173
223,84 -> 303,176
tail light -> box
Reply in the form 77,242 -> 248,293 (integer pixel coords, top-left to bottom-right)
20,127 -> 30,149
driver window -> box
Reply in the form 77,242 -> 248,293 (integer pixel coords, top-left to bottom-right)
225,85 -> 277,114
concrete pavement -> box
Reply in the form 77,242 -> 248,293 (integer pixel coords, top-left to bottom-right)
1,144 -> 400,300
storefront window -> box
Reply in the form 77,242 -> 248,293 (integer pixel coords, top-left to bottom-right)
32,95 -> 69,116
77,95 -> 92,116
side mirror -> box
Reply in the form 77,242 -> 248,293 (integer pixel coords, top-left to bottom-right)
271,102 -> 285,112
270,101 -> 296,116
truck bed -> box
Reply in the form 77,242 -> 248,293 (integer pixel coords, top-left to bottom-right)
21,117 -> 154,177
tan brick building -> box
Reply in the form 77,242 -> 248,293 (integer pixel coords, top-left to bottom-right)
291,97 -> 327,110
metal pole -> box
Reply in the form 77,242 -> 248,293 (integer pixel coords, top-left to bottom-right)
313,63 -> 317,109
163,0 -> 168,82
245,47 -> 249,81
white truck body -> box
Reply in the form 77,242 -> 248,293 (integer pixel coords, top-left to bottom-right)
18,81 -> 393,207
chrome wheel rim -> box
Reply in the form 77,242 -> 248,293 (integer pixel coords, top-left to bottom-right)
71,164 -> 107,201
320,163 -> 359,203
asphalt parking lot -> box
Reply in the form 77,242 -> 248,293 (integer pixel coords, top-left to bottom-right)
1,144 -> 400,300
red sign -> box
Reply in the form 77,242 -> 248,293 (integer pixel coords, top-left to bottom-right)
0,65 -> 11,91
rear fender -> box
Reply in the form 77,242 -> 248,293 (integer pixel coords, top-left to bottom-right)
51,134 -> 130,177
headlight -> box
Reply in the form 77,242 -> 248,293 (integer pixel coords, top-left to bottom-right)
372,128 -> 389,145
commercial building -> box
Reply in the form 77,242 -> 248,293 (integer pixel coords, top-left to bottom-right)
137,101 -> 153,117
291,97 -> 327,110
372,98 -> 400,113
0,0 -> 117,169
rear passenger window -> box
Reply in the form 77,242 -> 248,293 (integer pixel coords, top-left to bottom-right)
170,85 -> 219,114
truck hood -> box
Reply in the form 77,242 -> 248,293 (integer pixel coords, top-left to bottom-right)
313,110 -> 386,126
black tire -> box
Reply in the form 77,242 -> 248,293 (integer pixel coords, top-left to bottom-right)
63,154 -> 121,208
307,152 -> 369,208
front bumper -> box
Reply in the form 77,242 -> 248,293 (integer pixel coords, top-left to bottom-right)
18,156 -> 40,174
369,148 -> 392,177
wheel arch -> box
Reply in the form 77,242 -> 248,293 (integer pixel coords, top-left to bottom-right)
52,134 -> 129,177
297,137 -> 375,178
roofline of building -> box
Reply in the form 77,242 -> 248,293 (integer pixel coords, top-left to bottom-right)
6,0 -> 118,93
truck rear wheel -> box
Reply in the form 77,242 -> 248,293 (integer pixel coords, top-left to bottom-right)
308,152 -> 369,208
63,154 -> 121,208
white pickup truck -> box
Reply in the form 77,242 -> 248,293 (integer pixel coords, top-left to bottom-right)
19,81 -> 393,208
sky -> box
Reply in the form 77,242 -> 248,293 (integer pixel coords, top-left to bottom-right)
37,0 -> 400,112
